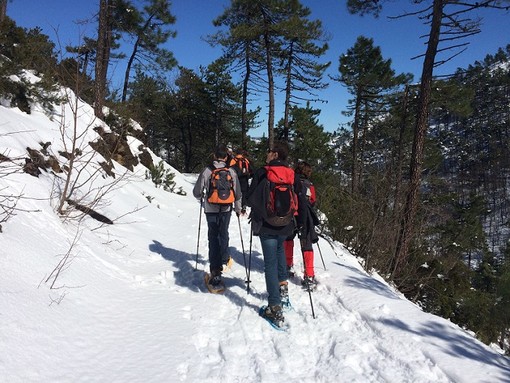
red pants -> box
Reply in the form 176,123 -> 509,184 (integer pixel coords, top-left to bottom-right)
284,239 -> 314,277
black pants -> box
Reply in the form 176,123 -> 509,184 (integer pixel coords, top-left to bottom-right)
206,211 -> 232,273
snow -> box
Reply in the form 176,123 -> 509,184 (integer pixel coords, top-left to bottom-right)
1,87 -> 510,383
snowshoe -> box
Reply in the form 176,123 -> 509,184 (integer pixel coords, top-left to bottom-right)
259,305 -> 287,331
204,272 -> 225,294
301,275 -> 318,292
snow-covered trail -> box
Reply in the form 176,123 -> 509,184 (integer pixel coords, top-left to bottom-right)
167,215 -> 453,383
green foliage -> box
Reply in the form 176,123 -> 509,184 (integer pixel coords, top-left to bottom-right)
0,17 -> 60,113
118,0 -> 177,101
56,58 -> 95,105
455,289 -> 498,344
0,18 -> 57,76
145,161 -> 175,193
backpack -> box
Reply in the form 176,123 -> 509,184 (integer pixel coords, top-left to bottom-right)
263,165 -> 298,226
300,177 -> 316,205
207,167 -> 235,205
232,155 -> 250,176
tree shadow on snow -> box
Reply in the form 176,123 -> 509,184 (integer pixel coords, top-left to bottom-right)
331,261 -> 400,300
149,240 -> 264,311
149,240 -> 205,293
228,245 -> 265,275
378,317 -> 510,375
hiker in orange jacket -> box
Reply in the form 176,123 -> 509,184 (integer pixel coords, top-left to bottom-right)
229,148 -> 253,213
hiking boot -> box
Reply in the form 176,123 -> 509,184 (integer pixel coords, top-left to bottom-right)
262,305 -> 284,327
209,269 -> 222,286
210,274 -> 222,287
279,282 -> 290,309
301,275 -> 318,291
287,265 -> 295,278
279,282 -> 289,300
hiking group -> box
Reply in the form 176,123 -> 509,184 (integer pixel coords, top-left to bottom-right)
193,142 -> 320,328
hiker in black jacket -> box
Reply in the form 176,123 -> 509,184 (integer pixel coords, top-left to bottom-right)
284,161 -> 320,290
246,141 -> 306,327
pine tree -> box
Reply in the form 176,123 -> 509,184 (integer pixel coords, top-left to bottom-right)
120,0 -> 177,102
333,36 -> 410,194
277,1 -> 330,141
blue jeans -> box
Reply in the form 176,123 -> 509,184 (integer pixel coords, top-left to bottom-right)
206,212 -> 231,273
259,234 -> 288,306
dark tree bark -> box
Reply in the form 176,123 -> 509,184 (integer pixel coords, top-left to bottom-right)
241,43 -> 251,149
0,0 -> 7,23
94,0 -> 113,119
393,0 -> 444,277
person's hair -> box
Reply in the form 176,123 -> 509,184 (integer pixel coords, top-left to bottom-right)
295,161 -> 312,178
271,141 -> 289,161
214,144 -> 228,160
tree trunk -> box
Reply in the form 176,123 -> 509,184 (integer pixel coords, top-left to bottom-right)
122,37 -> 140,102
394,84 -> 409,215
283,41 -> 294,142
121,14 -> 155,102
241,43 -> 251,150
264,29 -> 275,148
94,0 -> 113,119
0,0 -> 7,23
393,0 -> 444,278
351,91 -> 362,194
259,5 -> 274,148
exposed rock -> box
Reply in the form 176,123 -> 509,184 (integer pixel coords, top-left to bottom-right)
138,149 -> 154,170
23,158 -> 41,177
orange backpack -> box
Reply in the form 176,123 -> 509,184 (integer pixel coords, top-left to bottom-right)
232,155 -> 250,176
207,167 -> 235,205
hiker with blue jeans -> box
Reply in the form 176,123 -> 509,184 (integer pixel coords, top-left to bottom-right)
246,141 -> 305,327
259,234 -> 288,307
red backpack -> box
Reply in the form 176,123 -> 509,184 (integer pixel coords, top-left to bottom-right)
263,165 -> 298,226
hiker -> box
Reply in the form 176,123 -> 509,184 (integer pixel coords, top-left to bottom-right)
193,144 -> 243,289
229,148 -> 253,214
246,141 -> 305,327
284,161 -> 320,290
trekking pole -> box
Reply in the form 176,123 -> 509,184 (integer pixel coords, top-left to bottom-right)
194,195 -> 204,270
246,225 -> 253,294
301,239 -> 316,319
237,215 -> 249,282
316,241 -> 327,271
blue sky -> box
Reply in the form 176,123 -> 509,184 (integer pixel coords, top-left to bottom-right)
8,0 -> 510,136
